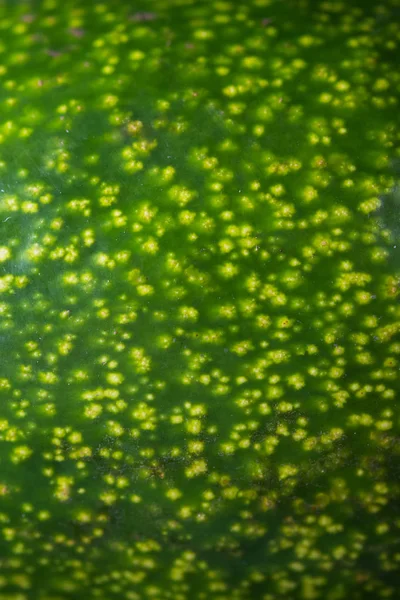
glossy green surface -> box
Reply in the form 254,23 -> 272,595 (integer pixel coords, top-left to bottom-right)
0,0 -> 399,598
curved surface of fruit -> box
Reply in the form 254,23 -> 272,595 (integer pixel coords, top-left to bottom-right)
0,1 -> 399,599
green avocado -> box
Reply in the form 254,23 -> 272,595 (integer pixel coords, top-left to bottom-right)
0,0 -> 399,598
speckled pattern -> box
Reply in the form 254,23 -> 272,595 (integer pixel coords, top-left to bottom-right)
0,0 -> 399,598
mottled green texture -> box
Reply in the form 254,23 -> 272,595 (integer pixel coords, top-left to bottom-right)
0,0 -> 399,598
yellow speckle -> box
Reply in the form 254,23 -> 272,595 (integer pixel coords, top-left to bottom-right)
0,247 -> 11,262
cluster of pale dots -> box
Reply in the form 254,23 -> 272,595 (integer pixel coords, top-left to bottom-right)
0,0 -> 399,598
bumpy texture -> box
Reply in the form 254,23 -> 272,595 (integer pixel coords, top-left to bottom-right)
0,0 -> 399,599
